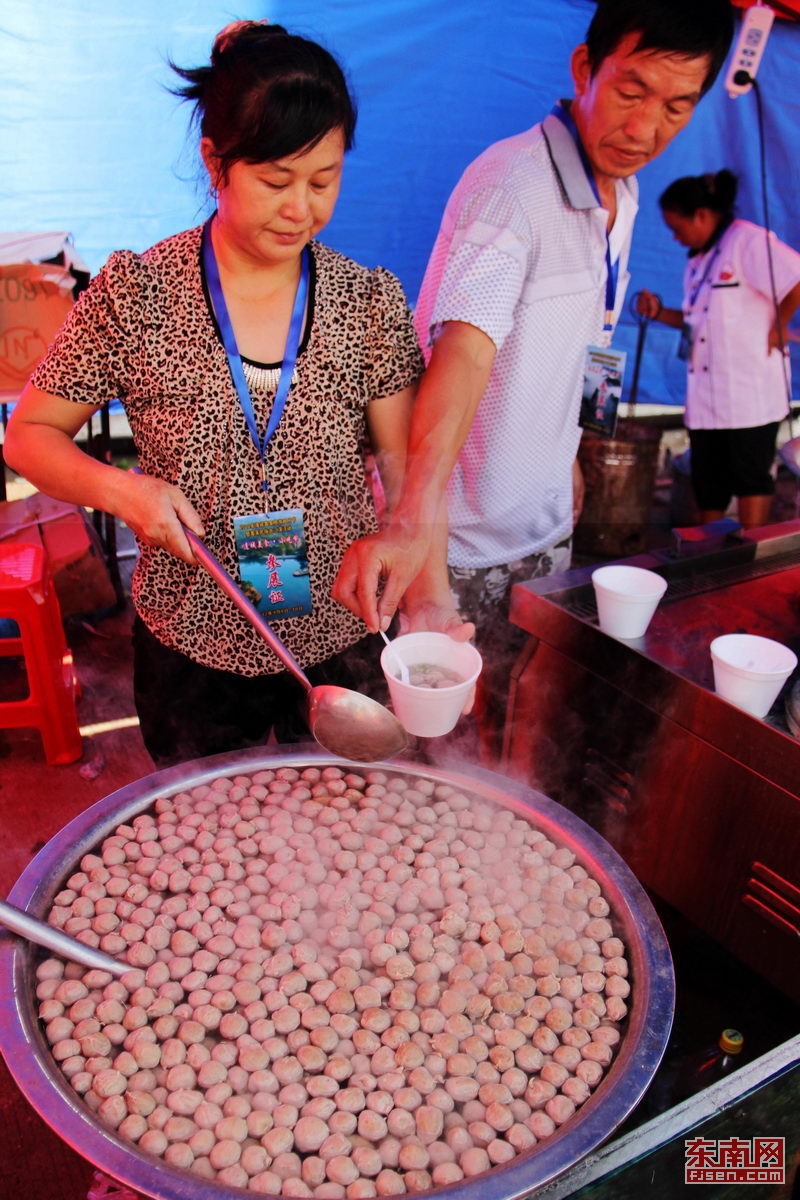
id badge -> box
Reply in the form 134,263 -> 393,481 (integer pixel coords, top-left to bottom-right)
579,345 -> 627,438
233,508 -> 312,619
677,322 -> 693,362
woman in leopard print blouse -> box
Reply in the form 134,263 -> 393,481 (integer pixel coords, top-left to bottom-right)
5,21 -> 466,765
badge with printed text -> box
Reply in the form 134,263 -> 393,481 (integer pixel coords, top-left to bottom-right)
579,345 -> 627,437
678,322 -> 693,362
233,509 -> 312,620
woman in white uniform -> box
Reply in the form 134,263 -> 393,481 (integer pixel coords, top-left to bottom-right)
638,169 -> 800,529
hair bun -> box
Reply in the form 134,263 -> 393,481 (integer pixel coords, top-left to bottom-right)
714,168 -> 739,208
213,19 -> 283,58
172,21 -> 356,172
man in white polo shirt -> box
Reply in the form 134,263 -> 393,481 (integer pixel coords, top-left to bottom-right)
335,0 -> 734,759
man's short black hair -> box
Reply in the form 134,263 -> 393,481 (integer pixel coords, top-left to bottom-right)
585,0 -> 735,95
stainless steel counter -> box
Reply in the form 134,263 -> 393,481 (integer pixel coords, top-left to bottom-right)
505,521 -> 800,1003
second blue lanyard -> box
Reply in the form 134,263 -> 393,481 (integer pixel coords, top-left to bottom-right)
552,105 -> 619,332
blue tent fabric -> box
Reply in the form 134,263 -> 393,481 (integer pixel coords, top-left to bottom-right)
2,1 -> 799,407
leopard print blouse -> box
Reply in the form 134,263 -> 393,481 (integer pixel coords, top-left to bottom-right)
32,224 -> 424,675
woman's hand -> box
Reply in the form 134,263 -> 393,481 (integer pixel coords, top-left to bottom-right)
5,388 -> 203,566
121,472 -> 205,564
636,289 -> 662,320
767,322 -> 790,355
770,282 -> 800,356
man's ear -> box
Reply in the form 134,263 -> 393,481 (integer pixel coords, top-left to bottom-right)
570,43 -> 592,97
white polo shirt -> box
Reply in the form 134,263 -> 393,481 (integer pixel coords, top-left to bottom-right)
414,106 -> 637,569
683,218 -> 800,430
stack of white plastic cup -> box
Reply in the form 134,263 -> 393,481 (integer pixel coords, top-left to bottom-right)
710,633 -> 797,718
591,565 -> 667,639
380,631 -> 482,737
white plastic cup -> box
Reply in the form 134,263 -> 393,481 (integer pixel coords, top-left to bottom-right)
380,631 -> 483,738
591,565 -> 668,639
710,633 -> 797,718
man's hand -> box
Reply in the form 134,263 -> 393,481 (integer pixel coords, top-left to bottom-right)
636,289 -> 662,320
333,524 -> 433,633
335,322 -> 497,633
397,603 -> 477,715
398,602 -> 475,643
572,458 -> 586,526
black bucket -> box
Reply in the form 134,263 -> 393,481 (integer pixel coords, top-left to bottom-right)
574,417 -> 662,559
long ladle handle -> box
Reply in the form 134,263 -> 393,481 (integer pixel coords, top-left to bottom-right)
182,527 -> 312,695
627,290 -> 662,409
130,467 -> 312,693
0,897 -> 129,977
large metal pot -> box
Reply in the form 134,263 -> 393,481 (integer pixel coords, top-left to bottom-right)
0,749 -> 674,1200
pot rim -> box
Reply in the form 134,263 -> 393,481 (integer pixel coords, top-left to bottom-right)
0,746 -> 674,1200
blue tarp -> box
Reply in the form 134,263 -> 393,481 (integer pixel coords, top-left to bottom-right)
2,1 -> 799,405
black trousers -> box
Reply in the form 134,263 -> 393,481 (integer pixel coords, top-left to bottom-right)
132,616 -> 387,768
688,422 -> 779,511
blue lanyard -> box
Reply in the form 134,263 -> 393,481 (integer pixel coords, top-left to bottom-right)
552,105 -> 619,332
687,244 -> 722,311
202,216 -> 309,492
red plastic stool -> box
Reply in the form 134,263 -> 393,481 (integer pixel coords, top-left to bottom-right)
0,542 -> 82,764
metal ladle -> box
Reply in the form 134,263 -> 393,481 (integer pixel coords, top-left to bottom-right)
0,897 -> 128,976
628,290 -> 663,410
181,526 -> 409,762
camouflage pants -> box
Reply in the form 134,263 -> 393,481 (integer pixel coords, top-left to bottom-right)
444,537 -> 573,763
449,538 -> 573,626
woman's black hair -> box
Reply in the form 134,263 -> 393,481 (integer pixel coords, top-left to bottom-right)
171,21 -> 357,181
659,169 -> 739,218
585,0 -> 734,96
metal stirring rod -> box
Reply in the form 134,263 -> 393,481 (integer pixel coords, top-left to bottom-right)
0,897 -> 129,977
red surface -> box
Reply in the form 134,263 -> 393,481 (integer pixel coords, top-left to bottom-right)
0,495 -> 93,575
0,600 -> 152,1200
